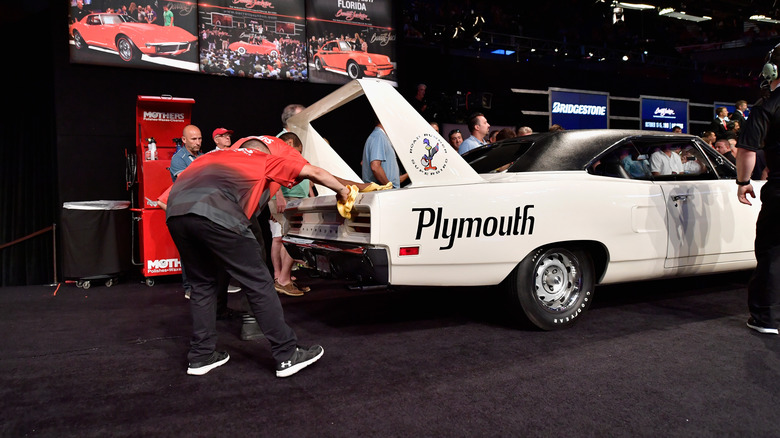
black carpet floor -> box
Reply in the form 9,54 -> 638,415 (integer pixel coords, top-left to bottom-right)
1,271 -> 779,437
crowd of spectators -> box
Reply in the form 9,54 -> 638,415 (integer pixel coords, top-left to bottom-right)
199,32 -> 308,80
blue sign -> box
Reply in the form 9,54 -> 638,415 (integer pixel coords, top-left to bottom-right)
641,96 -> 689,133
550,89 -> 609,130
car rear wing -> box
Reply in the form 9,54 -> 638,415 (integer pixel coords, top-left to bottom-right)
286,79 -> 486,194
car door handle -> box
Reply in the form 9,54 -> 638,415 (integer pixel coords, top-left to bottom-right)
672,194 -> 688,202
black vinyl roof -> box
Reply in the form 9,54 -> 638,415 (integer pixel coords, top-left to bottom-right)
464,129 -> 698,172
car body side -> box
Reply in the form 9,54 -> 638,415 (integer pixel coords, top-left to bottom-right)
313,40 -> 393,78
70,13 -> 196,59
228,39 -> 279,56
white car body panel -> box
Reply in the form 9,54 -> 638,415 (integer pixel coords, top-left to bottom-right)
283,79 -> 761,291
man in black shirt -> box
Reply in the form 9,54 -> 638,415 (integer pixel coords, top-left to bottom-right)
736,42 -> 780,335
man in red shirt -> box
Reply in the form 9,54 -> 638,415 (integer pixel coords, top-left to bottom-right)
165,137 -> 352,377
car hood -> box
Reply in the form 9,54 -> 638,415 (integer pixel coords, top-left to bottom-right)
120,23 -> 196,41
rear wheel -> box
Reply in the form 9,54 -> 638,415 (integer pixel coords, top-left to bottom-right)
116,35 -> 139,62
508,246 -> 594,330
314,57 -> 323,71
237,46 -> 247,55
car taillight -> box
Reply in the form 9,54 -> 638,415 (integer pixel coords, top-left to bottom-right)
399,246 -> 419,256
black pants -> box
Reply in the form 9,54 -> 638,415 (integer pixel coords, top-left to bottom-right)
749,180 -> 780,328
167,214 -> 297,363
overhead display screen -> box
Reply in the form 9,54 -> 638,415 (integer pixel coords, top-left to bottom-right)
641,96 -> 689,133
198,0 -> 307,80
305,0 -> 397,86
549,88 -> 609,130
68,0 -> 199,72
67,0 -> 398,86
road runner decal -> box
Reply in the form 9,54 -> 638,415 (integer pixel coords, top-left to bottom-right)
413,206 -> 535,250
409,133 -> 448,176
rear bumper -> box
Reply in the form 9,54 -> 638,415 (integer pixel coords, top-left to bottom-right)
282,236 -> 389,284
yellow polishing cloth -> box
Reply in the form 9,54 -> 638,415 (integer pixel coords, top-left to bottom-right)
360,182 -> 393,192
337,185 -> 359,219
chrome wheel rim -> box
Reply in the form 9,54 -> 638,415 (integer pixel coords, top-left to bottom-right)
533,251 -> 581,313
118,38 -> 133,60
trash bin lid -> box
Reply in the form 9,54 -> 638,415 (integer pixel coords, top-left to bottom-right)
63,200 -> 131,210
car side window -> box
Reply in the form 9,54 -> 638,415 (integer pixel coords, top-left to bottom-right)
633,140 -> 717,181
588,143 -> 650,180
698,141 -> 737,179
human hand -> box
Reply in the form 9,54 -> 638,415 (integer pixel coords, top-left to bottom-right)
738,184 -> 755,206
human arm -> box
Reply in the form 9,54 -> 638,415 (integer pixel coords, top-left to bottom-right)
274,192 -> 287,213
298,164 -> 351,203
369,160 -> 391,185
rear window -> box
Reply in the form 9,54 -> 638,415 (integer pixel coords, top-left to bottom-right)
464,139 -> 535,173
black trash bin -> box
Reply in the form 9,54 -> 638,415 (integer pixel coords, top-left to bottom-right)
61,200 -> 132,288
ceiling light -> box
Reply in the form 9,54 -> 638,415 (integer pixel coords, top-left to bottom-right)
614,2 -> 656,10
750,15 -> 780,24
659,8 -> 711,22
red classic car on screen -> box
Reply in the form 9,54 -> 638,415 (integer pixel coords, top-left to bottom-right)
313,40 -> 394,79
70,13 -> 196,62
228,38 -> 279,57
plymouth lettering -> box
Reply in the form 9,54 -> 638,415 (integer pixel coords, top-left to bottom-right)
413,206 -> 535,250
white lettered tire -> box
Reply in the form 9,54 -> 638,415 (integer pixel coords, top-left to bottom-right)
509,246 -> 594,330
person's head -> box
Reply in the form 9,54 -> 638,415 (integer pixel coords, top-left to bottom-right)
761,43 -> 780,92
715,107 -> 728,119
449,129 -> 463,149
281,104 -> 305,129
672,126 -> 682,133
700,131 -> 716,144
516,126 -> 533,136
238,138 -> 270,153
736,100 -> 747,112
212,127 -> 233,149
714,139 -> 731,155
430,121 -> 439,133
549,124 -> 564,132
496,127 -> 516,142
415,84 -> 426,99
467,112 -> 490,139
182,125 -> 202,154
489,130 -> 499,143
279,132 -> 303,153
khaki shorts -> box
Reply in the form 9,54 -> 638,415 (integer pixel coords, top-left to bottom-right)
268,200 -> 289,236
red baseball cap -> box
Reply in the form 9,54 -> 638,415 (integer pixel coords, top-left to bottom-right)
212,127 -> 233,138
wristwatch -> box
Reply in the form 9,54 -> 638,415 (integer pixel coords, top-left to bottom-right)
736,179 -> 751,186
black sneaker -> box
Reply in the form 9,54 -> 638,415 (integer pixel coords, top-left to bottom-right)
747,318 -> 779,335
276,345 -> 324,378
187,351 -> 230,375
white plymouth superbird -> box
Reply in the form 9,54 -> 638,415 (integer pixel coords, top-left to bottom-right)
283,79 -> 760,330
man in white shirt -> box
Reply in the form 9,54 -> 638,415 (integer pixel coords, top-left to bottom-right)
650,145 -> 684,175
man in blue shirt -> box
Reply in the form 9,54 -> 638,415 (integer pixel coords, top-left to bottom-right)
361,123 -> 405,188
170,125 -> 202,181
459,112 -> 491,155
